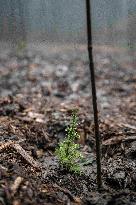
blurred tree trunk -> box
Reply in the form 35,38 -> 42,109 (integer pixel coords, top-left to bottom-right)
9,0 -> 27,46
10,0 -> 17,46
127,12 -> 136,65
18,0 -> 27,43
0,0 -> 9,39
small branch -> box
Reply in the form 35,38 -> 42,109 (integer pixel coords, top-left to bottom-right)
119,123 -> 136,130
0,139 -> 25,153
103,135 -> 136,146
12,143 -> 42,170
0,139 -> 42,170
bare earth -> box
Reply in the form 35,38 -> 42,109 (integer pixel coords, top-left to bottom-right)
0,44 -> 136,205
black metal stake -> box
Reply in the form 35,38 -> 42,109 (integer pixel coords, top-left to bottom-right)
85,0 -> 102,189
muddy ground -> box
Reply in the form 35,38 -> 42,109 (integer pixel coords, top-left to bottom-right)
0,44 -> 136,205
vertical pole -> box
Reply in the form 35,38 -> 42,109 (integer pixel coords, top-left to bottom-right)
85,0 -> 102,189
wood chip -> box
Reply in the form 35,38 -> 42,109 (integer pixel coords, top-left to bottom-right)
119,123 -> 136,130
103,135 -> 136,146
11,176 -> 23,196
102,136 -> 124,145
0,139 -> 42,170
12,143 -> 42,170
123,135 -> 136,142
0,140 -> 15,152
0,139 -> 25,153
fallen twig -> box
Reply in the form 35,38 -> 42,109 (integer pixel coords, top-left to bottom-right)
122,135 -> 136,142
119,123 -> 136,130
0,139 -> 25,153
12,143 -> 42,170
0,139 -> 42,170
103,135 -> 136,146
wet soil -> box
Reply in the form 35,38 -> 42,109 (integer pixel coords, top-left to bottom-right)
0,44 -> 136,205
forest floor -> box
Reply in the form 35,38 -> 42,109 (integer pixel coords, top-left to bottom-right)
0,44 -> 136,205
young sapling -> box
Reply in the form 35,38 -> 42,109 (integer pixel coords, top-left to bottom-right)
55,110 -> 83,173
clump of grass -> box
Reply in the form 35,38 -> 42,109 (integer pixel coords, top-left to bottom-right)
55,110 -> 83,173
